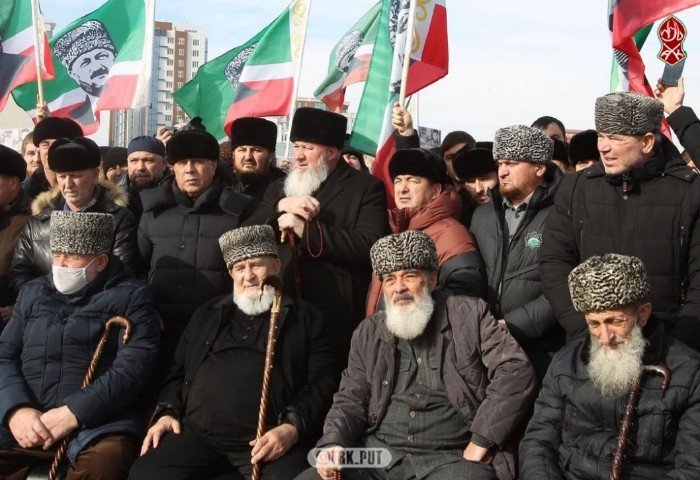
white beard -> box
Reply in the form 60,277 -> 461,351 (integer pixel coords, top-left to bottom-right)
283,155 -> 330,197
588,323 -> 648,398
233,285 -> 275,316
383,285 -> 435,340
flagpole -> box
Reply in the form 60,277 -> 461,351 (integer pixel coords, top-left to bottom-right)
284,0 -> 312,161
29,0 -> 47,119
399,0 -> 418,105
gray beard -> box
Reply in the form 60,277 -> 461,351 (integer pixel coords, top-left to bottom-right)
588,323 -> 648,398
233,286 -> 275,316
383,285 -> 435,340
283,157 -> 329,197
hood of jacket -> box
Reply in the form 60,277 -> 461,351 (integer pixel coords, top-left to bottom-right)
389,185 -> 463,233
31,180 -> 129,216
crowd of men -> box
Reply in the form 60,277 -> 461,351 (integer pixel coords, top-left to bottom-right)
0,77 -> 699,480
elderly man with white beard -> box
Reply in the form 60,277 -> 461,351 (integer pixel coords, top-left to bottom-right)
246,107 -> 389,372
130,225 -> 337,480
295,230 -> 535,480
520,254 -> 700,480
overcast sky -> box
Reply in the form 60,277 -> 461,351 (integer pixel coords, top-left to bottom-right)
34,1 -> 700,141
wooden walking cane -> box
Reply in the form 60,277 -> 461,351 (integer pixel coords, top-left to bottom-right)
280,228 -> 302,299
48,316 -> 133,480
251,276 -> 284,480
609,364 -> 671,480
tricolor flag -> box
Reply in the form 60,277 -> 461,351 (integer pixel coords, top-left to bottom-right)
0,0 -> 54,112
609,0 -> 700,95
314,2 -> 381,113
350,0 -> 448,203
174,0 -> 310,141
12,0 -> 154,134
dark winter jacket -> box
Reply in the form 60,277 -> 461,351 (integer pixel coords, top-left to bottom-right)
0,190 -> 30,308
470,165 -> 565,378
9,181 -> 140,297
318,293 -> 536,480
540,137 -> 700,349
231,166 -> 286,222
154,294 -> 338,444
0,258 -> 160,462
138,176 -> 251,353
520,318 -> 700,480
245,160 -> 389,368
668,106 -> 700,169
366,187 -> 485,315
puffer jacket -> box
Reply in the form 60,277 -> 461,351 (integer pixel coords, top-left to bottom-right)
0,190 -> 30,308
541,137 -> 700,349
470,165 -> 564,379
0,258 -> 160,462
138,175 -> 250,356
520,318 -> 700,480
9,181 -> 140,296
366,187 -> 486,315
319,293 -> 536,480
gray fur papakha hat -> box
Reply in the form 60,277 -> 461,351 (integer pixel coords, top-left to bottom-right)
370,230 -> 438,280
50,211 -> 113,255
568,254 -> 650,312
594,92 -> 664,136
219,225 -> 278,269
493,125 -> 554,164
54,20 -> 116,70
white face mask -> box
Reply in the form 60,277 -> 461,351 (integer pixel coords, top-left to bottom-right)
52,256 -> 98,295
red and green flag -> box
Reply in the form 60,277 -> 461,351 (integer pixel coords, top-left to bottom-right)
314,2 -> 381,113
350,0 -> 448,203
12,0 -> 154,134
0,0 -> 54,112
609,0 -> 700,94
174,0 -> 311,141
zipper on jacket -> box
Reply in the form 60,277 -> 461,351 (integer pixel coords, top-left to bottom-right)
680,225 -> 687,304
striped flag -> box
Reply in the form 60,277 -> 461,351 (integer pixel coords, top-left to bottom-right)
350,0 -> 448,203
0,0 -> 54,112
314,2 -> 381,112
174,0 -> 310,141
608,0 -> 700,95
12,0 -> 154,134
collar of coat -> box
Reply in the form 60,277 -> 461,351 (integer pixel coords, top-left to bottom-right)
388,185 -> 463,233
487,163 -> 562,214
377,291 -> 450,344
32,180 -> 129,218
579,314 -> 669,367
209,292 -> 295,333
140,173 -> 251,218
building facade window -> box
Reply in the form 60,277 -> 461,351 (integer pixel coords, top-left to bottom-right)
167,59 -> 173,66
178,48 -> 184,56
166,81 -> 173,88
166,70 -> 173,76
167,37 -> 174,44
177,71 -> 184,78
192,61 -> 199,68
165,114 -> 172,122
168,48 -> 173,55
193,39 -> 199,46
177,37 -> 185,45
177,60 -> 184,67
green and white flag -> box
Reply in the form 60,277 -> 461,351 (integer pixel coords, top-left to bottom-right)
174,0 -> 310,141
12,0 -> 154,134
314,2 -> 380,112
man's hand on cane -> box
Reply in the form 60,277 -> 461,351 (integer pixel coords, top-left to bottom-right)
249,423 -> 298,464
316,445 -> 344,480
278,213 -> 306,239
140,415 -> 181,455
277,195 -> 321,220
40,406 -> 78,448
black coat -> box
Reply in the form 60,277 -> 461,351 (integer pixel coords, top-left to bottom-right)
668,106 -> 700,169
9,181 -> 139,297
138,176 -> 250,353
540,138 -> 700,349
153,294 -> 338,444
245,160 -> 390,367
519,318 -> 700,480
470,166 -> 565,379
232,166 -> 286,222
0,190 -> 30,308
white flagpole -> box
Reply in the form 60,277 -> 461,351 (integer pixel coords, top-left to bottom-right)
284,0 -> 312,161
29,0 -> 47,118
399,0 -> 418,105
